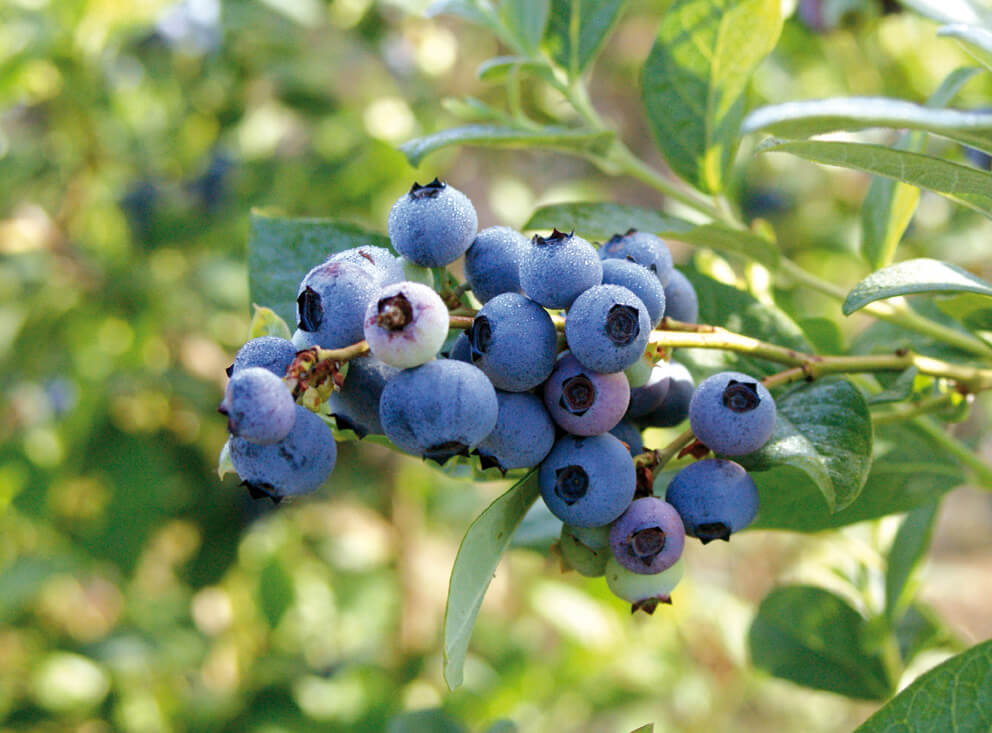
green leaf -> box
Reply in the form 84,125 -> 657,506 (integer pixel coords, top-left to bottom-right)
258,557 -> 294,629
885,502 -> 938,621
248,304 -> 292,340
248,212 -> 390,327
855,640 -> 992,732
427,0 -> 505,39
679,270 -> 813,379
387,709 -> 468,733
860,67 -> 978,270
938,24 -> 992,72
737,379 -> 873,513
798,316 -> 845,354
896,603 -> 959,665
524,202 -> 779,267
749,585 -> 893,700
0,557 -> 76,623
501,0 -> 550,54
217,438 -> 235,479
641,0 -> 782,193
936,292 -> 992,332
866,367 -> 920,405
399,124 -> 613,168
752,422 -> 964,532
743,98 -> 992,155
759,140 -> 992,219
899,0 -> 988,25
477,56 -> 556,84
544,0 -> 630,78
444,471 -> 540,689
843,258 -> 992,315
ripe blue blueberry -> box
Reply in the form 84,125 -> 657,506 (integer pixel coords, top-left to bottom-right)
636,360 -> 694,429
387,179 -> 478,267
688,371 -> 775,455
468,293 -> 557,392
379,360 -> 498,464
229,336 -> 297,377
605,555 -> 684,610
297,261 -> 378,349
609,497 -> 685,574
329,245 -> 404,286
464,225 -> 528,303
219,367 -> 296,445
609,418 -> 644,456
475,390 -> 556,472
599,229 -> 674,286
539,432 -> 636,527
663,268 -> 699,324
231,404 -> 337,502
600,259 -> 666,328
519,229 -> 602,309
363,281 -> 449,368
559,525 -> 610,577
327,355 -> 399,438
626,361 -> 675,419
446,331 -> 472,363
565,284 -> 650,374
665,458 -> 759,543
543,353 -> 629,436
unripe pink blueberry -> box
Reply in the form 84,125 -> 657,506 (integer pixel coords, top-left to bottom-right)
363,281 -> 449,368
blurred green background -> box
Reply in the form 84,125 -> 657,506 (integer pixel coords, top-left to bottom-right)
1,0 -> 990,731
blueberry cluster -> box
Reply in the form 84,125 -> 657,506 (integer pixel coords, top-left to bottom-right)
220,179 -> 776,611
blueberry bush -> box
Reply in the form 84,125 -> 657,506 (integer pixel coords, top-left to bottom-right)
5,0 -> 992,730
220,0 -> 992,727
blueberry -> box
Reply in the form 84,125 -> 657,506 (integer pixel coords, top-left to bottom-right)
446,331 -> 472,363
387,179 -> 478,267
231,404 -> 337,501
329,245 -> 404,286
475,391 -> 556,472
219,367 -> 296,445
565,284 -> 651,374
379,360 -> 498,464
559,525 -> 610,577
519,229 -> 603,309
297,261 -> 378,348
564,522 -> 611,550
229,336 -> 297,377
363,281 -> 450,368
624,351 -> 654,388
636,360 -> 694,429
609,418 -> 644,456
665,458 -> 759,543
663,269 -> 699,324
539,433 -> 636,527
599,229 -> 674,286
397,256 -> 435,287
688,371 -> 775,455
543,353 -> 630,436
600,259 -> 666,328
626,362 -> 675,419
605,555 -> 684,608
464,225 -> 528,303
292,328 -> 319,349
468,293 -> 557,391
609,497 -> 685,574
327,355 -> 399,437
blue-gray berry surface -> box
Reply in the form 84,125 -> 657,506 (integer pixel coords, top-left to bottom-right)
387,179 -> 478,267
663,268 -> 699,324
665,458 -> 759,543
468,292 -> 557,392
600,258 -> 666,328
543,353 -> 629,436
231,404 -> 337,501
379,359 -> 498,464
519,230 -> 602,309
599,229 -> 674,286
636,360 -> 694,428
464,225 -> 527,304
230,336 -> 297,377
328,245 -> 404,286
688,371 -> 776,455
609,418 -> 644,456
476,391 -> 555,472
626,361 -> 675,419
565,284 -> 650,374
296,260 -> 378,349
446,331 -> 472,363
609,497 -> 685,575
327,355 -> 399,438
220,367 -> 296,445
539,433 -> 636,527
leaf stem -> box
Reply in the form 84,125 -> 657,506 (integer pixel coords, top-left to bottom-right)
910,418 -> 992,490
